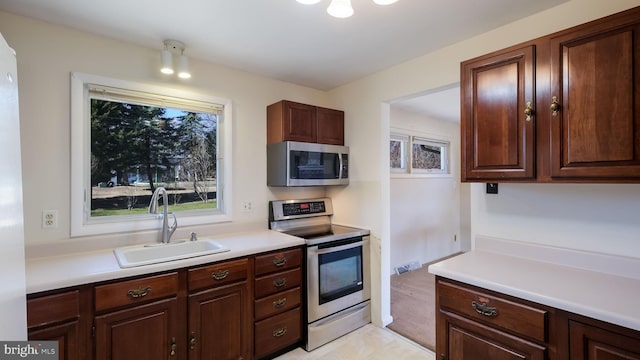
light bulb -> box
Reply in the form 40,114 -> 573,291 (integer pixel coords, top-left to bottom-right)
160,48 -> 174,75
177,54 -> 191,79
327,0 -> 353,18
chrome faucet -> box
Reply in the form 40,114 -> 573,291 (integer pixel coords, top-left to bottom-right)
148,187 -> 177,244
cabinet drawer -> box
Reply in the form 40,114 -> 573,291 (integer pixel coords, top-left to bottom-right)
255,287 -> 301,321
188,258 -> 249,291
27,290 -> 80,328
255,268 -> 301,298
438,280 -> 547,342
254,308 -> 301,359
255,248 -> 302,276
95,272 -> 179,312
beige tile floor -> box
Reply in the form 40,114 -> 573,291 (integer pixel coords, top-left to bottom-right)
275,324 -> 436,360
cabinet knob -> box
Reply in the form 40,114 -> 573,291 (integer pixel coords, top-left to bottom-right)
550,96 -> 561,116
524,101 -> 534,121
127,286 -> 151,299
189,333 -> 197,350
170,337 -> 177,357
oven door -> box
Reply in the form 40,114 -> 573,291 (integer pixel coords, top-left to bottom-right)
307,236 -> 370,322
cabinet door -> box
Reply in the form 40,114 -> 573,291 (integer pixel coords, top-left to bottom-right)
188,282 -> 251,360
316,107 -> 344,145
549,13 -> 640,179
280,100 -> 317,143
569,320 -> 640,360
438,311 -> 546,360
95,297 -> 180,360
461,44 -> 536,181
29,321 -> 80,360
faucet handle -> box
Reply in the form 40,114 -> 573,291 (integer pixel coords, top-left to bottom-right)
190,232 -> 198,242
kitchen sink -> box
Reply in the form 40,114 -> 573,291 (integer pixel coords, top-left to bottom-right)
114,239 -> 230,268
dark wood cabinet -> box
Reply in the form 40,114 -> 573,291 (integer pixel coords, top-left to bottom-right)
436,278 -> 549,360
548,11 -> 640,180
267,100 -> 344,145
569,319 -> 640,360
93,272 -> 182,360
187,258 -> 252,360
461,44 -> 536,181
27,246 -> 306,360
461,6 -> 640,183
94,297 -> 181,360
27,289 -> 91,360
253,248 -> 303,359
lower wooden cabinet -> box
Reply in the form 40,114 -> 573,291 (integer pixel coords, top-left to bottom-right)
569,319 -> 640,360
94,297 -> 180,360
436,277 -> 640,360
27,288 -> 91,360
188,281 -> 252,360
27,247 -> 305,360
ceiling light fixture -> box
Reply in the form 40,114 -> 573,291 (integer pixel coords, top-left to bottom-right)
160,40 -> 191,79
296,0 -> 398,18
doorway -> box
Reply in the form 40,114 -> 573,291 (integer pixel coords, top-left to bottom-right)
386,84 -> 470,350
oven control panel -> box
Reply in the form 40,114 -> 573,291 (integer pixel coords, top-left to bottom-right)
269,198 -> 334,221
282,201 -> 326,216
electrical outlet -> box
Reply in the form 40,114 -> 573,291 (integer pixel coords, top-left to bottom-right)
486,183 -> 499,194
42,209 -> 58,229
241,201 -> 253,212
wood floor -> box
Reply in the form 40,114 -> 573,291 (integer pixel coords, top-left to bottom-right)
387,265 -> 436,351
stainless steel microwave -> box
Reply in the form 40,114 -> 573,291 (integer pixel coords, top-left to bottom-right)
267,141 -> 349,186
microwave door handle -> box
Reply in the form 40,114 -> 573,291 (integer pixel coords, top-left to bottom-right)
338,153 -> 343,179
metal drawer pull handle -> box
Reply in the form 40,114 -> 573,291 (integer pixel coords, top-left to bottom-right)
472,301 -> 498,317
273,327 -> 288,337
273,257 -> 287,267
273,278 -> 287,288
212,270 -> 229,280
273,298 -> 287,308
127,286 -> 151,299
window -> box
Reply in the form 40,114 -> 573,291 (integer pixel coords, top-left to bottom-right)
390,131 -> 449,176
71,73 -> 233,236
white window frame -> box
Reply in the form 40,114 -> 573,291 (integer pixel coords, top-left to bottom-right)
70,72 -> 233,237
390,129 -> 451,178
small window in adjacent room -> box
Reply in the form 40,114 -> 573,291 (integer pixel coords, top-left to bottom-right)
390,131 -> 450,176
71,73 -> 233,236
390,134 -> 409,172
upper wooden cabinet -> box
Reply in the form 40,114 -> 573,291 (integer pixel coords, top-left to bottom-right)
461,44 -> 536,181
461,6 -> 640,182
267,100 -> 344,145
549,12 -> 640,180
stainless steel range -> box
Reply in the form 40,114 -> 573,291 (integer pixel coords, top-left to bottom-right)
269,198 -> 371,351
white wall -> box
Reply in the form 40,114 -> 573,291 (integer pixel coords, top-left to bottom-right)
389,107 -> 466,272
327,0 -> 640,327
0,11 -> 329,255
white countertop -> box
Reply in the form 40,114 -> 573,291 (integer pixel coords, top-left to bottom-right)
26,230 -> 305,294
428,237 -> 640,332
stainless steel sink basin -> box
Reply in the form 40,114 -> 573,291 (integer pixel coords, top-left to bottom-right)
114,239 -> 230,268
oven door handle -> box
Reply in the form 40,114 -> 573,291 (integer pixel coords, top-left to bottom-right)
314,240 -> 366,254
